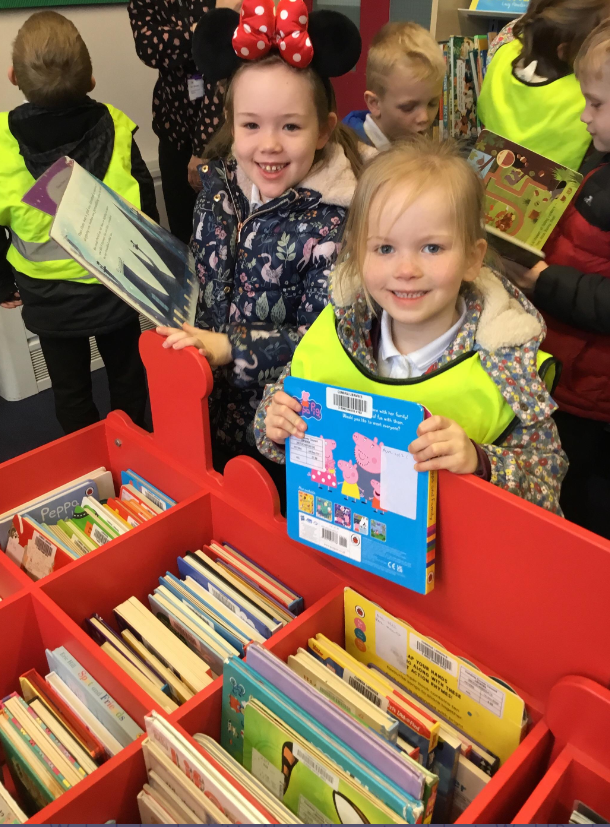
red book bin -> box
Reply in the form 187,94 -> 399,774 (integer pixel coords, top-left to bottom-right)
1,331 -> 609,825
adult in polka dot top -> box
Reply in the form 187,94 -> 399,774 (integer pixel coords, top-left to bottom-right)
128,0 -> 241,243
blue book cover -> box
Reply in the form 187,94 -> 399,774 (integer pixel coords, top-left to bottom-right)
120,470 -> 176,511
221,542 -> 304,615
471,0 -> 527,11
0,479 -> 99,552
221,658 -> 424,823
176,556 -> 277,639
284,377 -> 437,595
160,573 -> 246,656
45,647 -> 143,748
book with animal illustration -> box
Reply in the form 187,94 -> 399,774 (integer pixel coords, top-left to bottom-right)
284,377 -> 437,595
22,157 -> 198,328
467,131 -> 583,264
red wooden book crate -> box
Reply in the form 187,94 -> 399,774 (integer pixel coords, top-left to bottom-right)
1,331 -> 609,824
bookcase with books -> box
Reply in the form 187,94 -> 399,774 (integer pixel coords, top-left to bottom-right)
1,331 -> 610,825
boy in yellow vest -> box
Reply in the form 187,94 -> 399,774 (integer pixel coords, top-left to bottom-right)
0,12 -> 158,433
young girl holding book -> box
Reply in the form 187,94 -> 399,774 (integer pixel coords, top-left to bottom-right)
156,0 -> 366,489
477,0 -> 608,170
255,139 -> 567,514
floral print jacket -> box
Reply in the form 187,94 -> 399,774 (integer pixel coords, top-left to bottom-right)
192,143 -> 366,455
254,267 -> 568,515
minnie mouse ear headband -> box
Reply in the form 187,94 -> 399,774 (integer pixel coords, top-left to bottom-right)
192,0 -> 361,85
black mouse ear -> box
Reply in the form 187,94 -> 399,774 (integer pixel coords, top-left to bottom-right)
308,10 -> 362,78
192,8 -> 241,84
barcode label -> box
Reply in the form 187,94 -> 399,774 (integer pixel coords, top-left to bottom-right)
34,532 -> 55,557
326,387 -> 372,419
71,536 -> 91,554
293,743 -> 339,790
89,524 -> 111,547
208,584 -> 238,614
346,673 -> 382,707
409,632 -> 458,677
298,515 -> 361,562
321,528 -> 348,549
141,486 -> 167,511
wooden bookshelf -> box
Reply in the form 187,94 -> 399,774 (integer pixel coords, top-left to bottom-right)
431,0 -> 519,39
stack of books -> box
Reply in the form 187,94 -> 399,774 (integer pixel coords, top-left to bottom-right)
211,587 -> 527,824
0,647 -> 143,818
1,469 -> 175,580
86,541 -> 304,709
438,35 -> 490,141
138,712 -> 300,823
570,801 -> 607,824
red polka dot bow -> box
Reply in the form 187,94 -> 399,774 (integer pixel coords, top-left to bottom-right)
232,0 -> 314,69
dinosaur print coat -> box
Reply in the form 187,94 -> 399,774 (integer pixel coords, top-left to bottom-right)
191,142 -> 367,456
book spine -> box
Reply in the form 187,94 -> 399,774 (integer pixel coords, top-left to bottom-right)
48,648 -> 143,747
20,700 -> 87,779
0,706 -> 71,791
425,471 -> 437,595
0,715 -> 55,813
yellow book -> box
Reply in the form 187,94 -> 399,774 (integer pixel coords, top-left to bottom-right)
121,630 -> 194,705
100,643 -> 178,715
343,588 -> 526,764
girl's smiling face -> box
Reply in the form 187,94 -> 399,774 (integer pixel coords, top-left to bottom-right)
231,61 -> 336,202
364,186 -> 486,354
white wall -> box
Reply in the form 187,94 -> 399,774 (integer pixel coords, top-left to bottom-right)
0,4 -> 159,165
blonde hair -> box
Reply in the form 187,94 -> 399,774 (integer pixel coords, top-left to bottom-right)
366,22 -> 446,97
205,55 -> 363,177
335,138 -> 485,304
575,19 -> 610,80
12,11 -> 93,106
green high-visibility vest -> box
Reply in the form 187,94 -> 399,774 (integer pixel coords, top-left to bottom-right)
291,304 -> 556,446
0,104 -> 141,284
477,39 -> 590,171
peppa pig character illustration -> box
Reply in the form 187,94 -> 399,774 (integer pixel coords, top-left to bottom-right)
300,391 -> 311,413
309,438 -> 338,490
338,459 -> 360,501
371,480 -> 386,513
353,433 -> 383,502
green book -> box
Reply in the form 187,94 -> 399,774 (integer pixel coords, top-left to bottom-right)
242,699 -> 406,825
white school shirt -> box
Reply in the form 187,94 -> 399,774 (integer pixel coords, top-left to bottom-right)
377,299 -> 467,379
363,114 -> 391,151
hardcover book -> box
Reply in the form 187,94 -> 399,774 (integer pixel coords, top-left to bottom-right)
284,377 -> 436,595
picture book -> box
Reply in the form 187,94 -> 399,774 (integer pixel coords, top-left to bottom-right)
221,657 -> 423,821
343,588 -> 527,765
468,130 -> 583,263
242,699 -> 409,825
120,471 -> 176,511
448,37 -> 478,140
5,515 -> 75,580
284,376 -> 437,595
23,157 -> 198,329
0,782 -> 26,824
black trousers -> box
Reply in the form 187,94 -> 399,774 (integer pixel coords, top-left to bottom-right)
158,137 -> 197,244
554,409 -> 610,539
38,318 -> 148,435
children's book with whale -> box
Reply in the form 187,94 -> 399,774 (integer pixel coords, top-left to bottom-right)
284,377 -> 437,595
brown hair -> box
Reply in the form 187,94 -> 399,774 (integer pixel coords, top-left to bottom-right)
575,18 -> 610,79
512,0 -> 610,79
204,54 -> 363,177
366,22 -> 446,97
334,138 -> 486,306
12,11 -> 92,107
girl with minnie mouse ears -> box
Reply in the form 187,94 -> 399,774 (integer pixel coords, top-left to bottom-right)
156,0 -> 373,499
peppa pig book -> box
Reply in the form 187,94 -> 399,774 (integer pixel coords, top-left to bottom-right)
284,377 -> 437,595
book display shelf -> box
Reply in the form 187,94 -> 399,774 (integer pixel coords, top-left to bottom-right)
1,332 -> 610,824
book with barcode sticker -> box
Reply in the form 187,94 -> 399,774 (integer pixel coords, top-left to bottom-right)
343,588 -> 527,766
284,376 -> 437,595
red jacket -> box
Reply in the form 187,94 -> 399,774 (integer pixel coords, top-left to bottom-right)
535,153 -> 610,421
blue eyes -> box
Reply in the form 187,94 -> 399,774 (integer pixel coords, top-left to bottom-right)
423,244 -> 443,254
376,244 -> 443,255
378,244 -> 394,255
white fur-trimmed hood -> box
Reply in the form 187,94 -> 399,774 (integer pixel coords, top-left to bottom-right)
473,266 -> 544,350
235,141 -> 376,209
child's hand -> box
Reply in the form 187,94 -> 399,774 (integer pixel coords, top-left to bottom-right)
502,258 -> 548,294
156,324 -> 232,366
265,391 -> 307,445
0,291 -> 22,309
409,416 -> 478,474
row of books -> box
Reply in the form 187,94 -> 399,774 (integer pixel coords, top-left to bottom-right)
138,713 -> 299,823
0,647 -> 144,819
1,467 -> 175,581
86,542 -> 304,711
198,587 -> 528,825
438,35 -> 489,142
